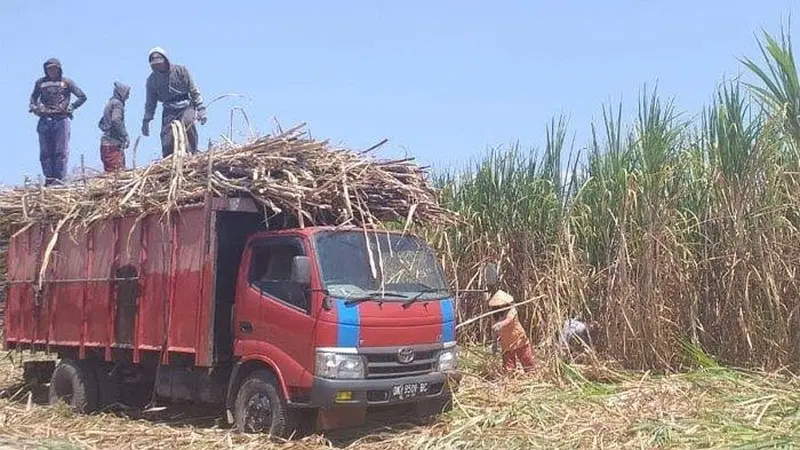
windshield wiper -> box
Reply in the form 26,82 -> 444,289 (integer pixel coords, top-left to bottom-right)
344,291 -> 408,306
402,288 -> 450,308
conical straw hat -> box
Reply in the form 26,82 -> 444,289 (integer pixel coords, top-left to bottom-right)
488,289 -> 514,307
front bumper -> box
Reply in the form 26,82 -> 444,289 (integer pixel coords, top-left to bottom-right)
308,370 -> 462,408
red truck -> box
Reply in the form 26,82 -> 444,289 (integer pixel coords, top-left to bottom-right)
3,197 -> 461,436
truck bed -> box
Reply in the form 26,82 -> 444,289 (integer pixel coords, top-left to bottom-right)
3,197 -> 265,367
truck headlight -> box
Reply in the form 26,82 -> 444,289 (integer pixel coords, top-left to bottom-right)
315,350 -> 365,379
437,347 -> 458,372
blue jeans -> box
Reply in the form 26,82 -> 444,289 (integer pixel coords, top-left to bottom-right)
37,116 -> 70,184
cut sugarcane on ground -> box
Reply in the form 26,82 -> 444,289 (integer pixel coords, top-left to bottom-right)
0,346 -> 797,450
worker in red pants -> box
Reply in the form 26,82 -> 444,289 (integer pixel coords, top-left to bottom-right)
98,82 -> 131,172
489,289 -> 535,373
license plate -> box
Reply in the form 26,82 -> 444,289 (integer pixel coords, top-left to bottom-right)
390,382 -> 429,400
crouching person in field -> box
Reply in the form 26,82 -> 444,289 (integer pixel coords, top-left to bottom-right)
555,318 -> 598,362
98,82 -> 131,172
489,290 -> 535,373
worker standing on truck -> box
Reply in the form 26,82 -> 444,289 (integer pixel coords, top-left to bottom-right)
141,47 -> 207,157
489,289 -> 536,373
28,58 -> 87,186
98,82 -> 131,172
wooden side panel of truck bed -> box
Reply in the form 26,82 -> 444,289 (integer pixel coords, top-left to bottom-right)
3,206 -> 215,366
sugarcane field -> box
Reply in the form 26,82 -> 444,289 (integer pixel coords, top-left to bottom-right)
2,3 -> 800,450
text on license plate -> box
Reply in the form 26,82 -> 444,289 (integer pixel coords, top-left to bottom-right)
391,382 -> 429,400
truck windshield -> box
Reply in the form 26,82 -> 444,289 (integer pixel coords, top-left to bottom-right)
314,230 -> 449,301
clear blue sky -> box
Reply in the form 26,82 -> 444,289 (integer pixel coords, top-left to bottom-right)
0,1 -> 796,186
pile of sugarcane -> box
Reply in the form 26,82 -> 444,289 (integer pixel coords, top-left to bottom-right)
0,124 -> 456,237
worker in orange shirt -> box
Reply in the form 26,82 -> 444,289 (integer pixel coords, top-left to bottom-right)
489,289 -> 535,373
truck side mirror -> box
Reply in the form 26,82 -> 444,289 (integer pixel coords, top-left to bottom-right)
291,256 -> 311,286
485,261 -> 499,289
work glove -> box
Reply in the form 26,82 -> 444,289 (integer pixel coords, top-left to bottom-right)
197,109 -> 207,125
141,120 -> 150,137
29,105 -> 42,116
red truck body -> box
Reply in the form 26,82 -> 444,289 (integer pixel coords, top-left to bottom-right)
3,197 -> 461,434
5,203 -> 213,364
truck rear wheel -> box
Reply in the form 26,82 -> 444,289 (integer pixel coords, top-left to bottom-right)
233,370 -> 296,438
48,359 -> 98,413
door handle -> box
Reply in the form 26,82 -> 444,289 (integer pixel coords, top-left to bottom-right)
239,321 -> 253,334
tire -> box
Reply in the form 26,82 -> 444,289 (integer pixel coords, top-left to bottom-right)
48,359 -> 99,413
233,370 -> 296,438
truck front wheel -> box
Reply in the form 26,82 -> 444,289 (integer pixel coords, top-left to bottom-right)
233,370 -> 296,438
48,359 -> 98,413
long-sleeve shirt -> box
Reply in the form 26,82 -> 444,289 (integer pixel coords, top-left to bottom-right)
30,77 -> 86,117
98,82 -> 130,145
143,63 -> 205,122
494,305 -> 529,352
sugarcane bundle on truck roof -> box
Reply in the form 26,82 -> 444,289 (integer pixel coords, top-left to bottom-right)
0,123 -> 454,236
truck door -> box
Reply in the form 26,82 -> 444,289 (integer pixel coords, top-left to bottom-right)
237,236 -> 316,373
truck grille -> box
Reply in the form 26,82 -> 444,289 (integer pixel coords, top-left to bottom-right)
363,349 -> 438,379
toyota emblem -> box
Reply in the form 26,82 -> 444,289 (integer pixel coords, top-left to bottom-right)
397,347 -> 415,364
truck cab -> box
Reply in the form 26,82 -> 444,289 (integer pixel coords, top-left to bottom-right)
227,226 -> 461,434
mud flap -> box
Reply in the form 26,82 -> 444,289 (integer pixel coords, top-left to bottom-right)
315,406 -> 366,431
23,360 -> 55,385
413,394 -> 453,418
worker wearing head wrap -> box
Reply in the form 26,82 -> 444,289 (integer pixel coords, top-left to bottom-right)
141,47 -> 207,157
98,82 -> 131,172
29,58 -> 87,185
489,289 -> 535,373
